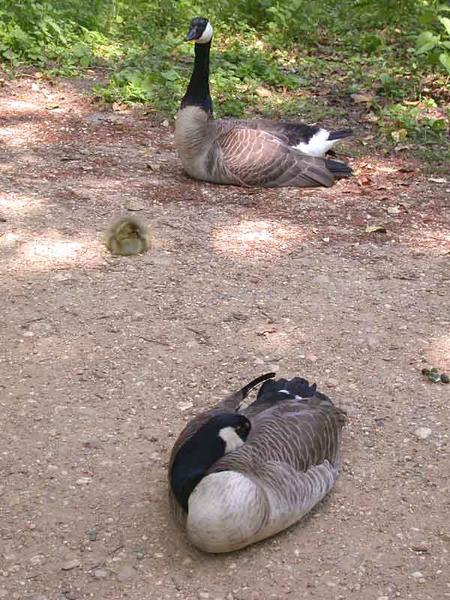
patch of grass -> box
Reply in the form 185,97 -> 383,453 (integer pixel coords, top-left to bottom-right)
0,0 -> 449,153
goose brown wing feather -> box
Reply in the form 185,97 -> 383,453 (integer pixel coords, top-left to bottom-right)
210,400 -> 346,476
213,128 -> 335,188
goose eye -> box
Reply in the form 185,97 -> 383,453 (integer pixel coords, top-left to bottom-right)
235,422 -> 250,435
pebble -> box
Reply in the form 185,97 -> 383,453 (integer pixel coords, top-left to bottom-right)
387,206 -> 400,215
76,477 -> 91,485
411,571 -> 423,578
377,597 -> 389,600
116,565 -> 135,582
93,569 -> 108,579
81,437 -> 98,449
25,595 -> 48,600
176,401 -> 193,411
61,559 -> 81,571
198,594 -> 210,600
414,427 -> 432,440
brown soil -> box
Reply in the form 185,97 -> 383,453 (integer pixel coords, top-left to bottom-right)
0,73 -> 449,600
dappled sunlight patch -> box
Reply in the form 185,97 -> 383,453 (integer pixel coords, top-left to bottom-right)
0,122 -> 43,147
0,232 -> 21,247
1,231 -> 103,273
25,238 -> 83,261
1,98 -> 41,112
212,219 -> 309,261
0,193 -> 44,215
22,234 -> 101,270
398,224 -> 450,255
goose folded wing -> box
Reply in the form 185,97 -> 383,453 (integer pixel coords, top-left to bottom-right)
214,128 -> 335,188
211,401 -> 346,475
254,120 -> 320,147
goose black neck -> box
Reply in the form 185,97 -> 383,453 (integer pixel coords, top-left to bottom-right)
180,41 -> 213,116
170,429 -> 224,512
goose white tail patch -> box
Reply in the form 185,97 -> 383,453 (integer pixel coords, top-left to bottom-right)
219,426 -> 245,453
197,22 -> 213,44
294,129 -> 336,158
279,389 -> 303,400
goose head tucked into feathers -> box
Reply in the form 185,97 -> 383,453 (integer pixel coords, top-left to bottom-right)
169,413 -> 251,512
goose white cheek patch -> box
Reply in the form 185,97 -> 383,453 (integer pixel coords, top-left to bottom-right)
219,426 -> 245,453
197,22 -> 213,44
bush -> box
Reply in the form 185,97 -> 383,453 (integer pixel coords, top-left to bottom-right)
0,0 -> 448,146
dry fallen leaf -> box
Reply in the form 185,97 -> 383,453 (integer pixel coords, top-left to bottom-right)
255,86 -> 272,98
351,92 -> 375,104
428,177 -> 447,184
112,102 -> 127,112
357,175 -> 373,187
366,224 -> 387,233
391,129 -> 408,143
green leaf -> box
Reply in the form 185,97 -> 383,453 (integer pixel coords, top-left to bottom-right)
416,31 -> 439,54
442,41 -> 450,49
416,41 -> 438,54
160,69 -> 179,81
2,48 -> 16,61
439,16 -> 450,37
79,55 -> 90,68
439,52 -> 450,74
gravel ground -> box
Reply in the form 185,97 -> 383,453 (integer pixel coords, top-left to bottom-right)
0,73 -> 449,600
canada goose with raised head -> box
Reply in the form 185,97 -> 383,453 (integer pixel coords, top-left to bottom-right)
175,17 -> 353,188
168,372 -> 346,553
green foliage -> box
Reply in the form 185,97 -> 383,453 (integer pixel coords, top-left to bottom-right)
380,98 -> 449,143
416,6 -> 450,74
0,0 -> 449,149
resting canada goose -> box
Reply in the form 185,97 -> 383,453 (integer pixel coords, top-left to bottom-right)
168,372 -> 346,553
175,17 -> 353,188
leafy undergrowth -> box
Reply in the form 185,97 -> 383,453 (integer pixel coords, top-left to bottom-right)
0,1 -> 449,165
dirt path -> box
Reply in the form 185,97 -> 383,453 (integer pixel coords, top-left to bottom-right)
0,74 -> 449,600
